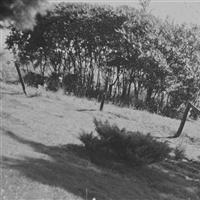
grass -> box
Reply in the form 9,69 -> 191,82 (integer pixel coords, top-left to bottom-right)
1,129 -> 200,200
1,82 -> 200,200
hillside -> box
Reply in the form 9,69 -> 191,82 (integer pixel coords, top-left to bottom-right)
1,82 -> 200,200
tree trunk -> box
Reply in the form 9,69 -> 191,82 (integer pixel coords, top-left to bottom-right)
146,87 -> 153,105
127,81 -> 132,97
15,62 -> 27,96
108,73 -> 120,99
133,81 -> 139,103
100,93 -> 105,111
173,102 -> 191,138
96,65 -> 100,90
100,75 -> 108,111
121,86 -> 127,98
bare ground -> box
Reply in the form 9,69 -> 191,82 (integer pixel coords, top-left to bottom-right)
0,82 -> 200,200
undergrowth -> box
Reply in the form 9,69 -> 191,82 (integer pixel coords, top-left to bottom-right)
80,119 -> 172,166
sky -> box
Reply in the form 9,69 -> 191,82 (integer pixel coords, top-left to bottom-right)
49,0 -> 200,25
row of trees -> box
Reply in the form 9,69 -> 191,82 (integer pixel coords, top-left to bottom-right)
6,3 -> 200,118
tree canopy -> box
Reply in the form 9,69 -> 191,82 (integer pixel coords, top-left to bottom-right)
6,2 -> 200,118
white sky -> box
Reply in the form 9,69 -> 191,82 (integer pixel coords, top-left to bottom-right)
49,0 -> 200,25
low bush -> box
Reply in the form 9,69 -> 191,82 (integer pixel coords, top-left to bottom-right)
45,73 -> 61,91
23,72 -> 45,88
174,147 -> 185,160
79,119 -> 171,166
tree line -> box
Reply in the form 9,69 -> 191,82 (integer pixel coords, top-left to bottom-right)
6,2 -> 200,118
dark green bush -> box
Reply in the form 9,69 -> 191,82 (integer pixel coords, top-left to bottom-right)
79,119 -> 172,166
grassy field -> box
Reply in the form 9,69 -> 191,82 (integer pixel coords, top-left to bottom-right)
1,82 -> 200,200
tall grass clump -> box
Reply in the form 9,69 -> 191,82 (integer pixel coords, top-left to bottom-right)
80,119 -> 171,166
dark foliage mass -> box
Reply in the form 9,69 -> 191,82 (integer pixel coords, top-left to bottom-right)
6,2 -> 200,118
45,72 -> 61,91
62,73 -> 78,94
23,71 -> 46,88
0,0 -> 46,29
80,119 -> 171,166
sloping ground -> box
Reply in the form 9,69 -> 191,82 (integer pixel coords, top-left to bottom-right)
0,82 -> 200,200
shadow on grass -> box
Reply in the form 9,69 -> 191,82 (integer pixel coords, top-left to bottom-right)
107,111 -> 130,120
27,93 -> 42,98
76,109 -> 97,112
4,80 -> 20,85
0,91 -> 24,96
1,129 -> 200,200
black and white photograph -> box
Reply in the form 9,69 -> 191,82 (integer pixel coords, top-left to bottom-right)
0,0 -> 200,199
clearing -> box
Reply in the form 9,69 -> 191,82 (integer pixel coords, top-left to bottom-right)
1,82 -> 200,200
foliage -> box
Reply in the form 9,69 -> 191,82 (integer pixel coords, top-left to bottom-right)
6,2 -> 200,118
23,71 -> 46,88
79,119 -> 171,166
174,147 -> 185,161
45,72 -> 61,91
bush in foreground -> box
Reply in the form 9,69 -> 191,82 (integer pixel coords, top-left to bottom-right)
80,119 -> 171,166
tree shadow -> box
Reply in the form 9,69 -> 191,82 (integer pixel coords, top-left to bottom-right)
76,109 -> 97,112
4,80 -> 20,85
107,111 -> 130,120
1,129 -> 200,200
0,91 -> 24,96
27,93 -> 42,98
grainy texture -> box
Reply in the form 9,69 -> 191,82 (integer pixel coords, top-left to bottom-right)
1,83 -> 200,200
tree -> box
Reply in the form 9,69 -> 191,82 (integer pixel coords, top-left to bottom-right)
6,2 -> 200,118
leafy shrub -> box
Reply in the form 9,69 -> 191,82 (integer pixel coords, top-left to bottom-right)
174,147 -> 185,160
46,73 -> 61,91
23,72 -> 45,88
62,73 -> 78,94
189,108 -> 199,120
79,119 -> 171,166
